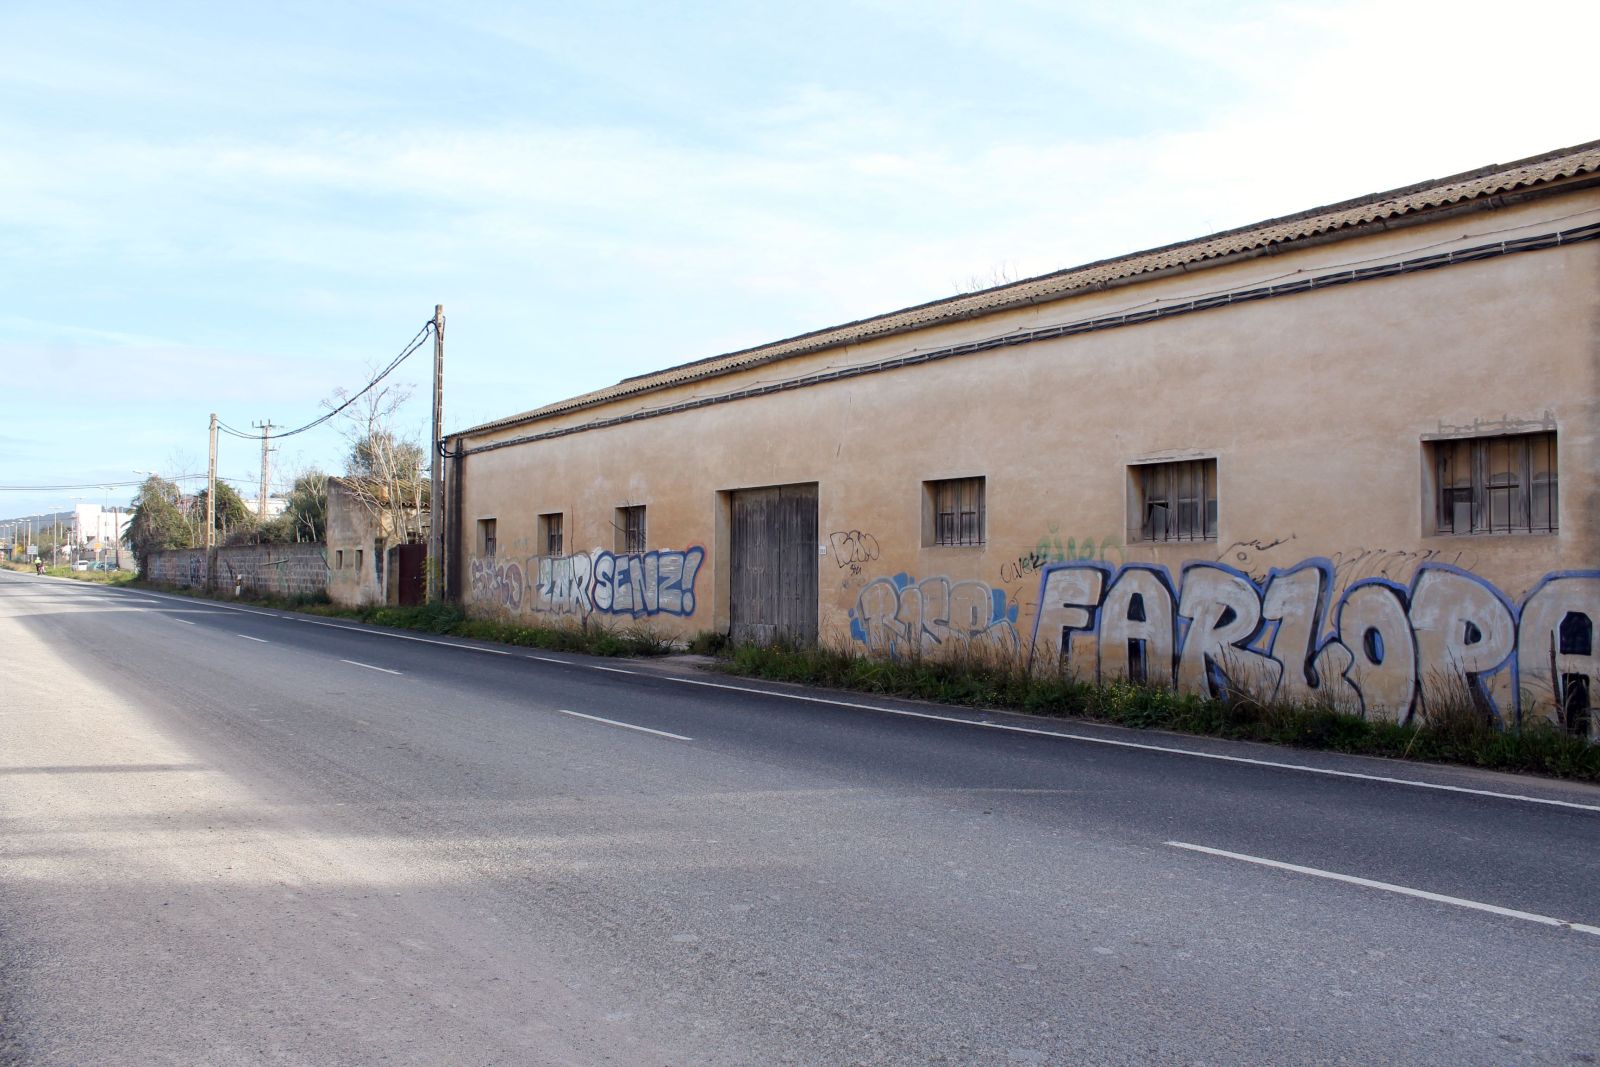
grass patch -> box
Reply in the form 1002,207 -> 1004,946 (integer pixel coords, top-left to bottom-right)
3,561 -> 138,586
719,640 -> 1600,782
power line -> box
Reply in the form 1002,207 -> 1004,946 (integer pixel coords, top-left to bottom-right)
0,473 -> 253,492
217,319 -> 435,442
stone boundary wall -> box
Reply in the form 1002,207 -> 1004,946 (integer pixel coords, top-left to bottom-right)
146,544 -> 329,599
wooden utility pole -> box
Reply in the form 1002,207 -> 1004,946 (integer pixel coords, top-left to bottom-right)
428,304 -> 445,603
206,412 -> 218,591
252,421 -> 274,520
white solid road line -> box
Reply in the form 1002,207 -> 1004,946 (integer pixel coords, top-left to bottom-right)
1166,841 -> 1600,937
659,676 -> 1600,814
236,634 -> 268,643
109,586 -> 516,656
171,618 -> 196,625
95,582 -> 1600,815
557,709 -> 692,741
341,659 -> 402,675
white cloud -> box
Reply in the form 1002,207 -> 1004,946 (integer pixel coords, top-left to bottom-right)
2,0 -> 1596,512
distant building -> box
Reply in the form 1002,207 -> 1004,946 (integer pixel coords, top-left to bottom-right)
325,477 -> 427,608
70,504 -> 132,561
240,497 -> 290,519
444,139 -> 1600,736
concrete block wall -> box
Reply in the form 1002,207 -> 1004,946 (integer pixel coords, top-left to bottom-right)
146,544 -> 330,599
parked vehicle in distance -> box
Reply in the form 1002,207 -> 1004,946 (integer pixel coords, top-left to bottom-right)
73,560 -> 90,571
88,561 -> 117,572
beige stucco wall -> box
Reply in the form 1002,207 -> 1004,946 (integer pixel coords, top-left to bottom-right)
455,185 -> 1600,730
326,479 -> 385,608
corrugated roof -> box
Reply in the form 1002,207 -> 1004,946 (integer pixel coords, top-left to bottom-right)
462,138 -> 1600,439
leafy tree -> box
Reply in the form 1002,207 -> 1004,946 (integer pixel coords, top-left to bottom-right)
255,470 -> 329,543
195,481 -> 255,543
124,476 -> 193,572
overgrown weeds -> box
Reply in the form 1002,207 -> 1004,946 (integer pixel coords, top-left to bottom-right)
720,639 -> 1600,782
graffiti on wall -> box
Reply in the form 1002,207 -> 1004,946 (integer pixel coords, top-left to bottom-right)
535,547 -> 705,618
1034,526 -> 1125,567
1031,558 -> 1600,729
472,547 -> 706,620
850,572 -> 1021,657
470,557 -> 525,612
1216,536 -> 1478,597
828,530 -> 881,572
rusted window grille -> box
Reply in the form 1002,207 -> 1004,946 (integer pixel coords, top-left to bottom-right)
541,512 -> 563,556
1435,432 -> 1557,535
1138,460 -> 1217,543
619,506 -> 646,555
931,477 -> 985,546
478,518 -> 497,557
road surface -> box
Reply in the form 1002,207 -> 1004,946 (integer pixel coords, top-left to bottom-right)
1,571 -> 1597,1065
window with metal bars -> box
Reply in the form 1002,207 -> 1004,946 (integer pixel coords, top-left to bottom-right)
540,512 -> 564,556
1136,459 -> 1217,543
616,505 -> 646,555
926,477 -> 985,547
477,518 -> 497,557
1432,432 -> 1557,535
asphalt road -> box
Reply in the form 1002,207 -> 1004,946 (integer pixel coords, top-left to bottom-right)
2,571 -> 1597,1066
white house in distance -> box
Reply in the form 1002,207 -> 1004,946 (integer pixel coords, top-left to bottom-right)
70,504 -> 132,561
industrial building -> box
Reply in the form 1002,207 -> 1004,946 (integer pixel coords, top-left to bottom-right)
444,140 -> 1600,734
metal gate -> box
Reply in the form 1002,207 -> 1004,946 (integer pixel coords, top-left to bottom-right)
395,542 -> 427,606
730,483 -> 818,646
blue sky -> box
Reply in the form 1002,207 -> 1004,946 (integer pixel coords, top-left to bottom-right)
4,0 -> 1596,519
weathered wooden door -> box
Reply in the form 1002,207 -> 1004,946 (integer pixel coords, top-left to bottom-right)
730,483 -> 818,646
395,543 -> 427,606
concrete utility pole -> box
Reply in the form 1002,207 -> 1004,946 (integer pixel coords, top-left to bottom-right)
206,412 -> 218,592
428,304 -> 445,603
252,421 -> 274,520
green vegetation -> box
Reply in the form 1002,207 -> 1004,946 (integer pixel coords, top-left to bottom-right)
124,476 -> 193,571
1,560 -> 137,585
253,471 -> 329,544
686,630 -> 730,656
719,641 -> 1600,782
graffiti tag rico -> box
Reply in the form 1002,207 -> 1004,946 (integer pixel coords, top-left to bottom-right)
1032,559 -> 1599,730
850,573 -> 1020,656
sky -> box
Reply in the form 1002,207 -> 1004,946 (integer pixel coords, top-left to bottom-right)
3,0 -> 1597,521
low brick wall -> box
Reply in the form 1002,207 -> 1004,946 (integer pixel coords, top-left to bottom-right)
146,544 -> 330,599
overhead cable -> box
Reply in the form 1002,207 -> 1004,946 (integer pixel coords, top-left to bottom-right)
218,319 -> 434,442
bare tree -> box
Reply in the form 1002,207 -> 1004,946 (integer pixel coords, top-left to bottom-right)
953,262 -> 1020,294
329,380 -> 428,544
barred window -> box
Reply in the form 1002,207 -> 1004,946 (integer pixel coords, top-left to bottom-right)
540,512 -> 564,556
616,505 -> 646,555
1433,432 -> 1557,535
926,477 -> 985,547
1136,459 -> 1216,543
477,518 -> 497,557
